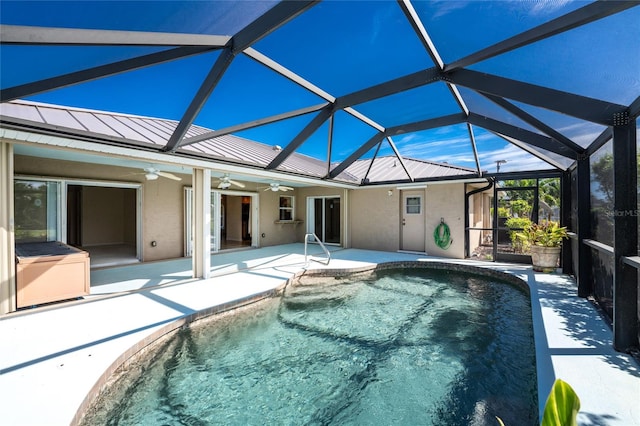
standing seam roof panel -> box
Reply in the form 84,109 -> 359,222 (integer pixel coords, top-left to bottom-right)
0,103 -> 44,123
95,114 -> 154,142
113,116 -> 168,145
39,108 -> 88,132
69,111 -> 126,138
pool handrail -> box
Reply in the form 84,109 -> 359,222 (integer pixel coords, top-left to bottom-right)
304,233 -> 331,265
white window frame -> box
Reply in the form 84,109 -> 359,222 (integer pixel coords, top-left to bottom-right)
278,195 -> 295,221
306,195 -> 341,245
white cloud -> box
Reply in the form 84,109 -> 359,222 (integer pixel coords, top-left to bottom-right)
528,0 -> 574,16
478,144 -> 551,172
428,153 -> 477,165
430,1 -> 469,19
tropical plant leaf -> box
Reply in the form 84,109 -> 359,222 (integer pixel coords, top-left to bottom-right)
541,379 -> 580,426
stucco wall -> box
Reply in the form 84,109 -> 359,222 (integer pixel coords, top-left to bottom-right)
142,177 -> 186,261
14,154 -> 189,262
424,183 -> 465,259
349,184 -> 466,258
257,189 -> 302,247
350,187 -> 399,252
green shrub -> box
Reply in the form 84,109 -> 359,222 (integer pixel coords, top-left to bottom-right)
497,206 -> 510,218
505,217 -> 532,253
510,199 -> 531,217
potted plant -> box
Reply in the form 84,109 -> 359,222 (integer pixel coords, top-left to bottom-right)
515,220 -> 568,272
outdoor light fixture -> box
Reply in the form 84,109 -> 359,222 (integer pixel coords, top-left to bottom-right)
496,160 -> 507,173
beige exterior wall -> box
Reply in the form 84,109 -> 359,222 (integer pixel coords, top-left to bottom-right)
14,154 -> 190,262
141,177 -> 187,261
424,183 -> 465,258
350,187 -> 400,252
349,184 -> 466,258
257,189 -> 301,246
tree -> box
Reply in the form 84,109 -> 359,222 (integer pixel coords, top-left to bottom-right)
591,153 -> 614,205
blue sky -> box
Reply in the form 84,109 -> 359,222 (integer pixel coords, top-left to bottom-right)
1,1 -> 638,173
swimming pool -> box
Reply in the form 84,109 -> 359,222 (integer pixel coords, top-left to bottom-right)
80,267 -> 537,425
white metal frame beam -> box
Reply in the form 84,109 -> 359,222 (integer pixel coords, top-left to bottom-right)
0,142 -> 16,315
192,168 -> 211,279
0,24 -> 231,47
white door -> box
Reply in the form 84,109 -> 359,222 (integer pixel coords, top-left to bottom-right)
184,188 -> 220,256
401,190 -> 425,252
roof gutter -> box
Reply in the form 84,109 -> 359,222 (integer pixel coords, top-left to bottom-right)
464,178 -> 494,258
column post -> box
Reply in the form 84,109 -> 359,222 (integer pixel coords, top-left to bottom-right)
192,168 -> 211,279
575,157 -> 592,298
0,141 -> 16,314
612,116 -> 638,351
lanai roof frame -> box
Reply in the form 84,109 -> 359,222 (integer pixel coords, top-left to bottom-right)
1,0 -> 638,180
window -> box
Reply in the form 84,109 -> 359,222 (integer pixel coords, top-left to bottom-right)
279,195 -> 294,221
14,180 -> 60,242
406,196 -> 421,214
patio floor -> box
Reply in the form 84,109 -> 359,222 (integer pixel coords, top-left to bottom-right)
0,245 -> 638,425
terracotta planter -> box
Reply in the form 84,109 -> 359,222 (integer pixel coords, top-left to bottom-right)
530,245 -> 561,272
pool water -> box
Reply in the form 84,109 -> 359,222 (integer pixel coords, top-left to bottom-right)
81,268 -> 538,425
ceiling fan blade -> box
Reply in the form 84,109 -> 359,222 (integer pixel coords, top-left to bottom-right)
280,186 -> 294,191
228,179 -> 245,188
157,171 -> 182,181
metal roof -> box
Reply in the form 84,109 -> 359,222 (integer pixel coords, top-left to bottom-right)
0,100 -> 357,182
1,99 -> 472,184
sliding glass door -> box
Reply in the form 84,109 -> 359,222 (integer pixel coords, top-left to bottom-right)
307,196 -> 341,244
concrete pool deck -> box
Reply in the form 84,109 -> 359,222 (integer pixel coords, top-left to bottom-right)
0,244 -> 638,425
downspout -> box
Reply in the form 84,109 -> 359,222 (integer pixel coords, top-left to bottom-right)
464,178 -> 494,258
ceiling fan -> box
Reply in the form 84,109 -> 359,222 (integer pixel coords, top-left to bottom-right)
263,183 -> 294,192
215,174 -> 245,189
141,167 -> 182,181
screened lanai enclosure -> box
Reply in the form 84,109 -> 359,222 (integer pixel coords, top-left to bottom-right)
0,1 -> 638,353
